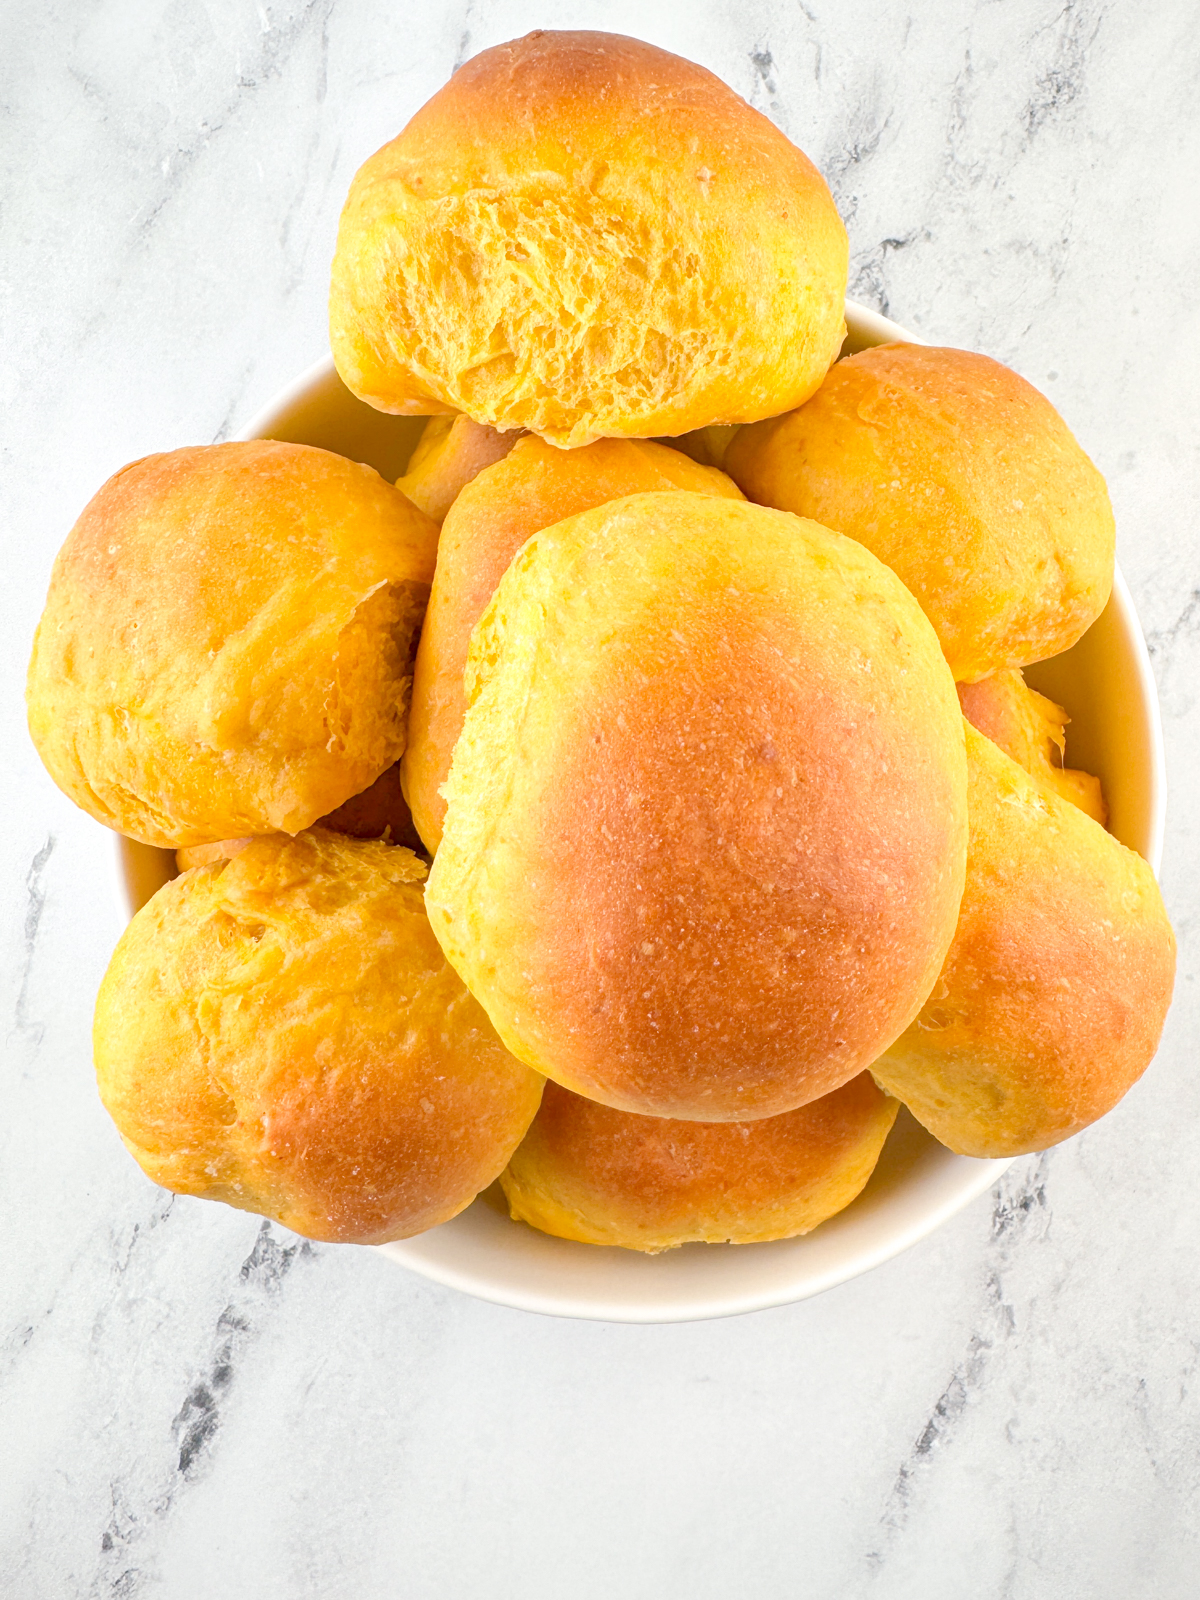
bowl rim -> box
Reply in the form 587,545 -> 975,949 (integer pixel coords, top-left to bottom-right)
114,298 -> 1165,1323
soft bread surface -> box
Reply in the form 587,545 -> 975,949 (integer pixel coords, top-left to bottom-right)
958,668 -> 1106,825
94,831 -> 544,1244
402,436 -> 743,850
871,724 -> 1175,1156
329,30 -> 848,446
176,760 -> 424,872
27,442 -> 438,847
725,344 -> 1115,681
501,1075 -> 898,1250
426,491 -> 969,1120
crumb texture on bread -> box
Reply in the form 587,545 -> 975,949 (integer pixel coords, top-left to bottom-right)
502,1075 -> 898,1250
871,724 -> 1175,1156
330,31 -> 848,445
725,343 -> 1115,681
94,831 -> 544,1243
427,491 -> 968,1120
27,442 -> 438,847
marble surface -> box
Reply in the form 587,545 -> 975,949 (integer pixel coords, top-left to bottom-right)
2,1 -> 1198,1593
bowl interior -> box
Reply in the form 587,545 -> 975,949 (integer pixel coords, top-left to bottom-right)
115,300 -> 1164,1322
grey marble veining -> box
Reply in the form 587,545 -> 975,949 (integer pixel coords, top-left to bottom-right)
3,3 -> 1199,1595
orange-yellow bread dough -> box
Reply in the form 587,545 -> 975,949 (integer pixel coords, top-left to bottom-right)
175,759 -> 424,873
725,344 -> 1115,682
426,491 -> 969,1120
395,414 -> 521,522
329,30 -> 848,446
402,435 -> 743,850
27,441 -> 438,848
958,668 -> 1106,825
871,724 -> 1175,1156
501,1074 -> 898,1251
94,831 -> 544,1244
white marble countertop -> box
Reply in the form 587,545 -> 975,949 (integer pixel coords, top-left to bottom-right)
3,2 -> 1198,1594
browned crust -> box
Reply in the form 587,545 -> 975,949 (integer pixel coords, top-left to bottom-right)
725,344 -> 1115,681
329,31 -> 848,444
402,436 -> 743,850
427,492 -> 968,1120
95,831 -> 544,1243
27,442 -> 438,846
502,1075 -> 899,1249
872,724 -> 1175,1155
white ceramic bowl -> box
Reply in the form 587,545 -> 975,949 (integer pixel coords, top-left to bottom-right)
114,301 -> 1166,1322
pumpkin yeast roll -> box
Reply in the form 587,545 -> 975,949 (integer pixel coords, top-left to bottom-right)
502,1076 -> 898,1252
402,435 -> 742,850
426,492 -> 969,1121
872,725 -> 1175,1158
329,31 -> 848,446
27,442 -> 438,848
725,344 -> 1115,682
94,832 -> 543,1244
957,667 -> 1106,825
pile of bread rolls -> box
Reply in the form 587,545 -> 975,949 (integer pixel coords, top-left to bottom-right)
27,32 -> 1175,1253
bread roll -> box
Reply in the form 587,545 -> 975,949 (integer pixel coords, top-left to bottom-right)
395,415 -> 520,522
958,668 -> 1105,825
27,442 -> 437,848
402,435 -> 742,850
427,491 -> 969,1120
871,724 -> 1175,1156
502,1074 -> 898,1251
329,30 -> 848,446
725,344 -> 1115,681
95,831 -> 544,1244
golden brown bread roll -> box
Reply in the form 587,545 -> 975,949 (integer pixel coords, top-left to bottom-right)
402,435 -> 743,851
330,30 -> 848,446
501,1074 -> 899,1251
427,491 -> 969,1120
95,831 -> 544,1244
871,724 -> 1175,1156
395,415 -> 520,522
725,344 -> 1115,682
957,668 -> 1106,825
27,442 -> 438,848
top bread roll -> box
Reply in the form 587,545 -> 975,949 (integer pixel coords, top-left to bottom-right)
27,441 -> 437,848
725,344 -> 1115,682
427,491 -> 968,1121
329,31 -> 849,447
